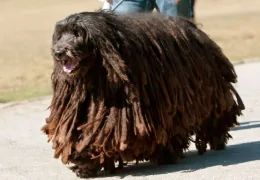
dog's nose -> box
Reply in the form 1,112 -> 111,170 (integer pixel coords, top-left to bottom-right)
54,50 -> 65,59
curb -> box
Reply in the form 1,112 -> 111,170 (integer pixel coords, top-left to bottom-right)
231,58 -> 260,66
0,95 -> 52,109
1,58 -> 260,109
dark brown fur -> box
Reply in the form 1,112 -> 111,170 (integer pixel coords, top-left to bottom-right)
42,11 -> 245,178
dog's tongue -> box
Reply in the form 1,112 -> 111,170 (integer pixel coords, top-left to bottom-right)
63,60 -> 78,73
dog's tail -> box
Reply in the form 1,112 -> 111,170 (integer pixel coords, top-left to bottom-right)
230,84 -> 245,111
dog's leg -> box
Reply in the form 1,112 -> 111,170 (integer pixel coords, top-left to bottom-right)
69,156 -> 101,178
208,110 -> 237,151
194,126 -> 208,155
70,163 -> 101,178
150,135 -> 189,165
195,104 -> 240,153
118,157 -> 127,169
104,155 -> 116,174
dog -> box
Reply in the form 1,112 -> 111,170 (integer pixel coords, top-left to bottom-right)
42,11 -> 245,178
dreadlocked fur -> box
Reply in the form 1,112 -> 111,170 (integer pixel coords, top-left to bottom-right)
42,11 -> 245,178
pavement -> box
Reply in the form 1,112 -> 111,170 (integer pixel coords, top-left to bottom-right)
0,62 -> 260,180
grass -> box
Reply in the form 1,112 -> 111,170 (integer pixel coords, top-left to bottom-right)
0,0 -> 259,102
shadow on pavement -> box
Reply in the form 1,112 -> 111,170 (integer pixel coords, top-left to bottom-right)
232,120 -> 260,131
94,141 -> 260,178
239,121 -> 260,125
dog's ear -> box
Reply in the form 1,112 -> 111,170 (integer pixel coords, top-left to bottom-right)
53,13 -> 80,37
75,21 -> 89,45
55,19 -> 67,32
52,19 -> 67,43
67,18 -> 85,41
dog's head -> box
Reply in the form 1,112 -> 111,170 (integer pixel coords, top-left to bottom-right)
51,13 -> 97,75
51,11 -> 130,84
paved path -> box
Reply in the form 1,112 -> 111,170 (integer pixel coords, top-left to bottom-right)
0,62 -> 260,180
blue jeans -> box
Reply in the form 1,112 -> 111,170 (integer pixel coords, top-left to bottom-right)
110,0 -> 193,18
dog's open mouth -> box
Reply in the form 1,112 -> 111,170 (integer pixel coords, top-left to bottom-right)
63,59 -> 79,73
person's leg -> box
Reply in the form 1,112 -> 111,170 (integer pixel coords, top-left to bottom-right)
110,0 -> 153,14
155,0 -> 193,19
190,0 -> 195,20
155,0 -> 178,17
178,0 -> 193,18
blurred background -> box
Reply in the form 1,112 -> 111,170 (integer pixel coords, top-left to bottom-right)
0,0 -> 259,102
